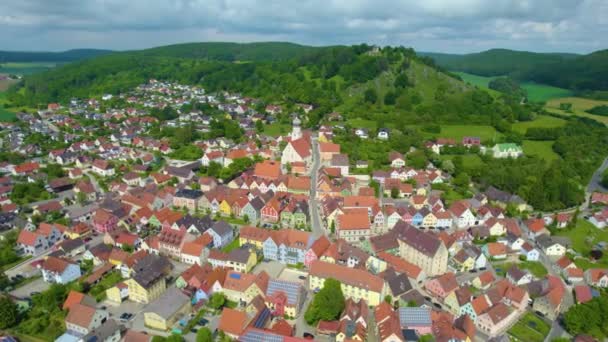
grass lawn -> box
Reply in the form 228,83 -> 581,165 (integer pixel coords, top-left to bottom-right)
493,260 -> 547,278
346,118 -> 378,130
423,125 -> 500,142
521,83 -> 572,102
522,140 -> 559,161
454,72 -> 571,101
512,115 -> 567,134
554,220 -> 608,269
221,238 -> 240,253
263,123 -> 290,137
88,271 -> 123,302
545,96 -> 608,125
1,255 -> 31,271
508,312 -> 551,342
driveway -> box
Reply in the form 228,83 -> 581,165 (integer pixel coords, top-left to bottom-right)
9,276 -> 48,298
253,260 -> 285,278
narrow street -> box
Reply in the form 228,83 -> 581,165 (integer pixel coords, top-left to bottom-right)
309,136 -> 326,238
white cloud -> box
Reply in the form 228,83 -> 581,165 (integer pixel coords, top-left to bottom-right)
0,0 -> 603,53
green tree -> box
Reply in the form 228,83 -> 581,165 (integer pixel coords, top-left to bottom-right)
255,120 -> 264,133
394,73 -> 410,89
390,187 -> 399,199
196,327 -> 213,342
384,91 -> 397,105
165,334 -> 184,342
0,296 -> 18,329
364,88 -> 377,104
304,278 -> 345,325
209,292 -> 226,310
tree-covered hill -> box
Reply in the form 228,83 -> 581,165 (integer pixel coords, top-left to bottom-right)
131,42 -> 323,62
420,49 -> 578,77
0,49 -> 113,63
422,48 -> 608,93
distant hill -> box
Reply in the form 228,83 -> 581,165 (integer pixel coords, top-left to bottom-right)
422,48 -> 608,93
131,42 -> 323,62
420,49 -> 579,77
0,49 -> 113,63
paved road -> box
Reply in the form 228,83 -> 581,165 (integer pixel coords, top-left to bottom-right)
309,136 -> 326,238
580,157 -> 608,210
83,170 -> 103,194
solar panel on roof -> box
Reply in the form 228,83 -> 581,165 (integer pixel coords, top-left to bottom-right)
229,273 -> 241,280
253,307 -> 271,328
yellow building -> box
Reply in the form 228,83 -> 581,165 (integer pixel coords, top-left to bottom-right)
144,288 -> 191,331
308,261 -> 385,306
106,282 -> 129,303
124,274 -> 166,304
219,200 -> 232,216
398,227 -> 448,277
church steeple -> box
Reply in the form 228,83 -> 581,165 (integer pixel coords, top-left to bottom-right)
291,116 -> 302,140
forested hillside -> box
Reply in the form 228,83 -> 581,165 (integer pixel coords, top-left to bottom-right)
0,49 -> 112,62
423,48 -> 608,93
131,42 -> 322,62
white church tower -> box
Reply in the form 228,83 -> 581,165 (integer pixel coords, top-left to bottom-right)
291,116 -> 302,140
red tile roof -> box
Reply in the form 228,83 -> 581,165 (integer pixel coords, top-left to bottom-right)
309,261 -> 384,292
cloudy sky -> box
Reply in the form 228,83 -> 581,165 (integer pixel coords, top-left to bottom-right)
1,0 -> 606,53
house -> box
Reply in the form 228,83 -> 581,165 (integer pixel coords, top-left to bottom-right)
263,229 -> 312,266
40,256 -> 81,284
536,234 -> 567,257
525,218 -> 547,239
309,261 -> 386,305
65,303 -> 109,336
449,202 -> 476,228
555,213 -> 572,228
424,272 -> 458,300
208,247 -> 257,273
172,189 -> 203,212
254,160 -> 282,180
265,279 -> 306,318
205,220 -> 234,248
397,223 -> 448,277
398,307 -> 432,336
472,271 -> 495,290
93,209 -> 119,233
574,285 -> 594,304
304,236 -> 331,268
531,276 -> 566,320
482,242 -> 508,260
584,268 -> 608,288
319,142 -> 341,161
376,127 -> 390,140
16,229 -> 49,256
462,136 -> 481,147
491,143 -> 523,158
506,266 -> 533,285
475,303 -> 518,337
92,159 -> 115,177
80,318 -> 122,342
218,308 -> 250,339
281,133 -> 311,166
330,154 -> 350,176
389,152 -> 405,168
143,287 -> 191,331
336,210 -> 370,243
121,255 -> 171,304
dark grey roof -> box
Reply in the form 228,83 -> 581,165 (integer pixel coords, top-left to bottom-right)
165,166 -> 193,178
399,225 -> 442,257
57,238 -> 85,252
82,319 -> 122,342
240,329 -> 284,342
507,266 -> 527,281
247,197 -> 265,211
175,189 -> 203,199
211,220 -> 232,236
331,154 -> 349,167
176,214 -> 213,233
132,255 -> 172,289
387,273 -> 412,297
227,247 -> 253,264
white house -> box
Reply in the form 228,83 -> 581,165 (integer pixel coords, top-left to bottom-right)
40,256 -> 81,284
491,143 -> 523,159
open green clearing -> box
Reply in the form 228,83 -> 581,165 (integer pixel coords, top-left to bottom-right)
263,123 -> 290,136
425,124 -> 500,141
455,71 -> 572,102
554,220 -> 608,269
511,115 -> 567,134
493,261 -> 548,278
546,96 -> 608,125
439,154 -> 484,168
0,91 -> 17,122
522,140 -> 559,161
0,62 -> 58,75
508,312 -> 551,342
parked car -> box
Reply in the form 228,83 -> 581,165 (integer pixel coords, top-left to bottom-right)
198,318 -> 209,326
303,333 -> 315,340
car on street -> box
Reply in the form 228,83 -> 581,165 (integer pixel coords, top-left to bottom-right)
303,333 -> 315,340
298,275 -> 306,280
198,318 -> 209,326
120,313 -> 134,321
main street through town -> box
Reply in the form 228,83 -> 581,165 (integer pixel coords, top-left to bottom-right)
309,135 -> 326,238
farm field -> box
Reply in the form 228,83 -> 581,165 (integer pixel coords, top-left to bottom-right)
511,115 -> 567,134
546,96 -> 608,125
0,75 -> 18,91
0,91 -> 17,122
455,72 -> 572,102
522,140 -> 559,161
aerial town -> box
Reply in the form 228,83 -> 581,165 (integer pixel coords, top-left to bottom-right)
0,79 -> 607,342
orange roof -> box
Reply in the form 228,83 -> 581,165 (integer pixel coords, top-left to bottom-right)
337,211 -> 370,230
486,242 -> 507,256
309,261 -> 384,292
239,226 -> 271,243
181,241 -> 205,256
287,176 -> 311,191
343,195 -> 378,208
254,160 -> 281,180
289,138 -> 311,158
17,230 -> 40,246
218,308 -> 248,337
477,271 -> 495,285
41,256 -> 73,273
65,303 -> 97,328
227,149 -> 248,160
63,290 -> 85,310
319,142 -> 340,153
377,252 -> 422,279
471,296 -> 490,314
